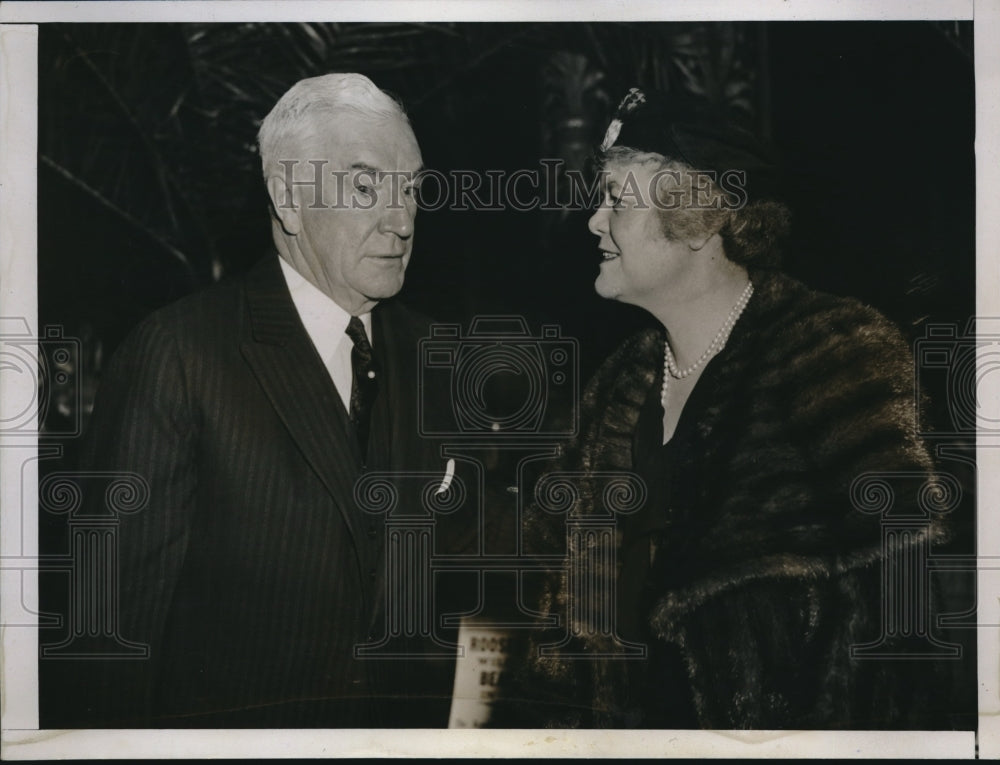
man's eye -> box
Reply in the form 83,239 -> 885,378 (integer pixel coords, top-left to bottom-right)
355,182 -> 373,195
609,193 -> 622,209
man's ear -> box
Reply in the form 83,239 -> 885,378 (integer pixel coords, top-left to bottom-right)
266,174 -> 301,236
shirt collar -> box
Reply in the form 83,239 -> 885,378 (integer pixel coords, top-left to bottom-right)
278,256 -> 372,356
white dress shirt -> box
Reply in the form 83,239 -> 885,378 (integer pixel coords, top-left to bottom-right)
278,257 -> 372,412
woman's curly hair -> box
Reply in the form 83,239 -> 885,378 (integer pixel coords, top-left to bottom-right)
598,146 -> 791,269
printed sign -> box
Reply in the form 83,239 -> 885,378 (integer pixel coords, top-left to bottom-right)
447,619 -> 512,728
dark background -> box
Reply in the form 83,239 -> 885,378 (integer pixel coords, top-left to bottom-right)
37,21 -> 975,414
36,21 -> 977,728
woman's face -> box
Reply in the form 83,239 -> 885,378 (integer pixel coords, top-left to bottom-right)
587,159 -> 692,311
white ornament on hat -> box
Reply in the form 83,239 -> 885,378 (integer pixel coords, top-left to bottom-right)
600,87 -> 647,152
620,87 -> 647,111
600,118 -> 622,151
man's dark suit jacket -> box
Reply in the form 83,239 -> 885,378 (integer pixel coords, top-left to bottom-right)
47,255 -> 469,728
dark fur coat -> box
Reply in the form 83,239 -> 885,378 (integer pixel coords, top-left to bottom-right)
492,270 -> 953,729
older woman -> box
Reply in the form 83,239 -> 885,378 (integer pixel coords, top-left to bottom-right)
492,89 -> 950,729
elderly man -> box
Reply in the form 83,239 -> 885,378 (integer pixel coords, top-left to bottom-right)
56,74 -> 459,727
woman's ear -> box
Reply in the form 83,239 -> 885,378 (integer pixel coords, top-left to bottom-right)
266,174 -> 301,236
687,211 -> 730,252
687,228 -> 720,252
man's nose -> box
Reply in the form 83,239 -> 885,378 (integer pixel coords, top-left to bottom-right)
378,198 -> 414,239
587,205 -> 608,237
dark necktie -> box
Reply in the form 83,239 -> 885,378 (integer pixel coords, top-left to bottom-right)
346,316 -> 378,457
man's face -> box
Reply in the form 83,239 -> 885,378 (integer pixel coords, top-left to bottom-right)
274,111 -> 423,314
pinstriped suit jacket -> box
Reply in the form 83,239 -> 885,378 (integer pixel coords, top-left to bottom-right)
58,254 -> 462,727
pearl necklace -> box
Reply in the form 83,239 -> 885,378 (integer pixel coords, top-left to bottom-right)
661,281 -> 754,410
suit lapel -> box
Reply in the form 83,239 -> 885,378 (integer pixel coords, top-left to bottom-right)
238,256 -> 365,576
374,302 -> 431,475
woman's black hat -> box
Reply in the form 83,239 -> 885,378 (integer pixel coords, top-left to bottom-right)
600,87 -> 782,204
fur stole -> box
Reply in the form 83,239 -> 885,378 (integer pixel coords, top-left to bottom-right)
503,270 -> 948,729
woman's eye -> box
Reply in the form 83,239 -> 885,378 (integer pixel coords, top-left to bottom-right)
355,183 -> 373,195
610,193 -> 622,209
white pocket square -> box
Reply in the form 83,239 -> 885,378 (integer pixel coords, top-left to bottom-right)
436,458 -> 456,494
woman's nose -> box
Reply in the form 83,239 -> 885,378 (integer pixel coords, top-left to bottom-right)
588,205 -> 608,237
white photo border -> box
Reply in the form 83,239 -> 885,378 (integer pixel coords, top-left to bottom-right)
0,0 -> 993,758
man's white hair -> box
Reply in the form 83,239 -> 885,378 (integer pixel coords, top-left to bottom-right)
257,73 -> 408,178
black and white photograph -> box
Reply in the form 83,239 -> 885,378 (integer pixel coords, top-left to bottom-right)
0,0 -> 995,758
